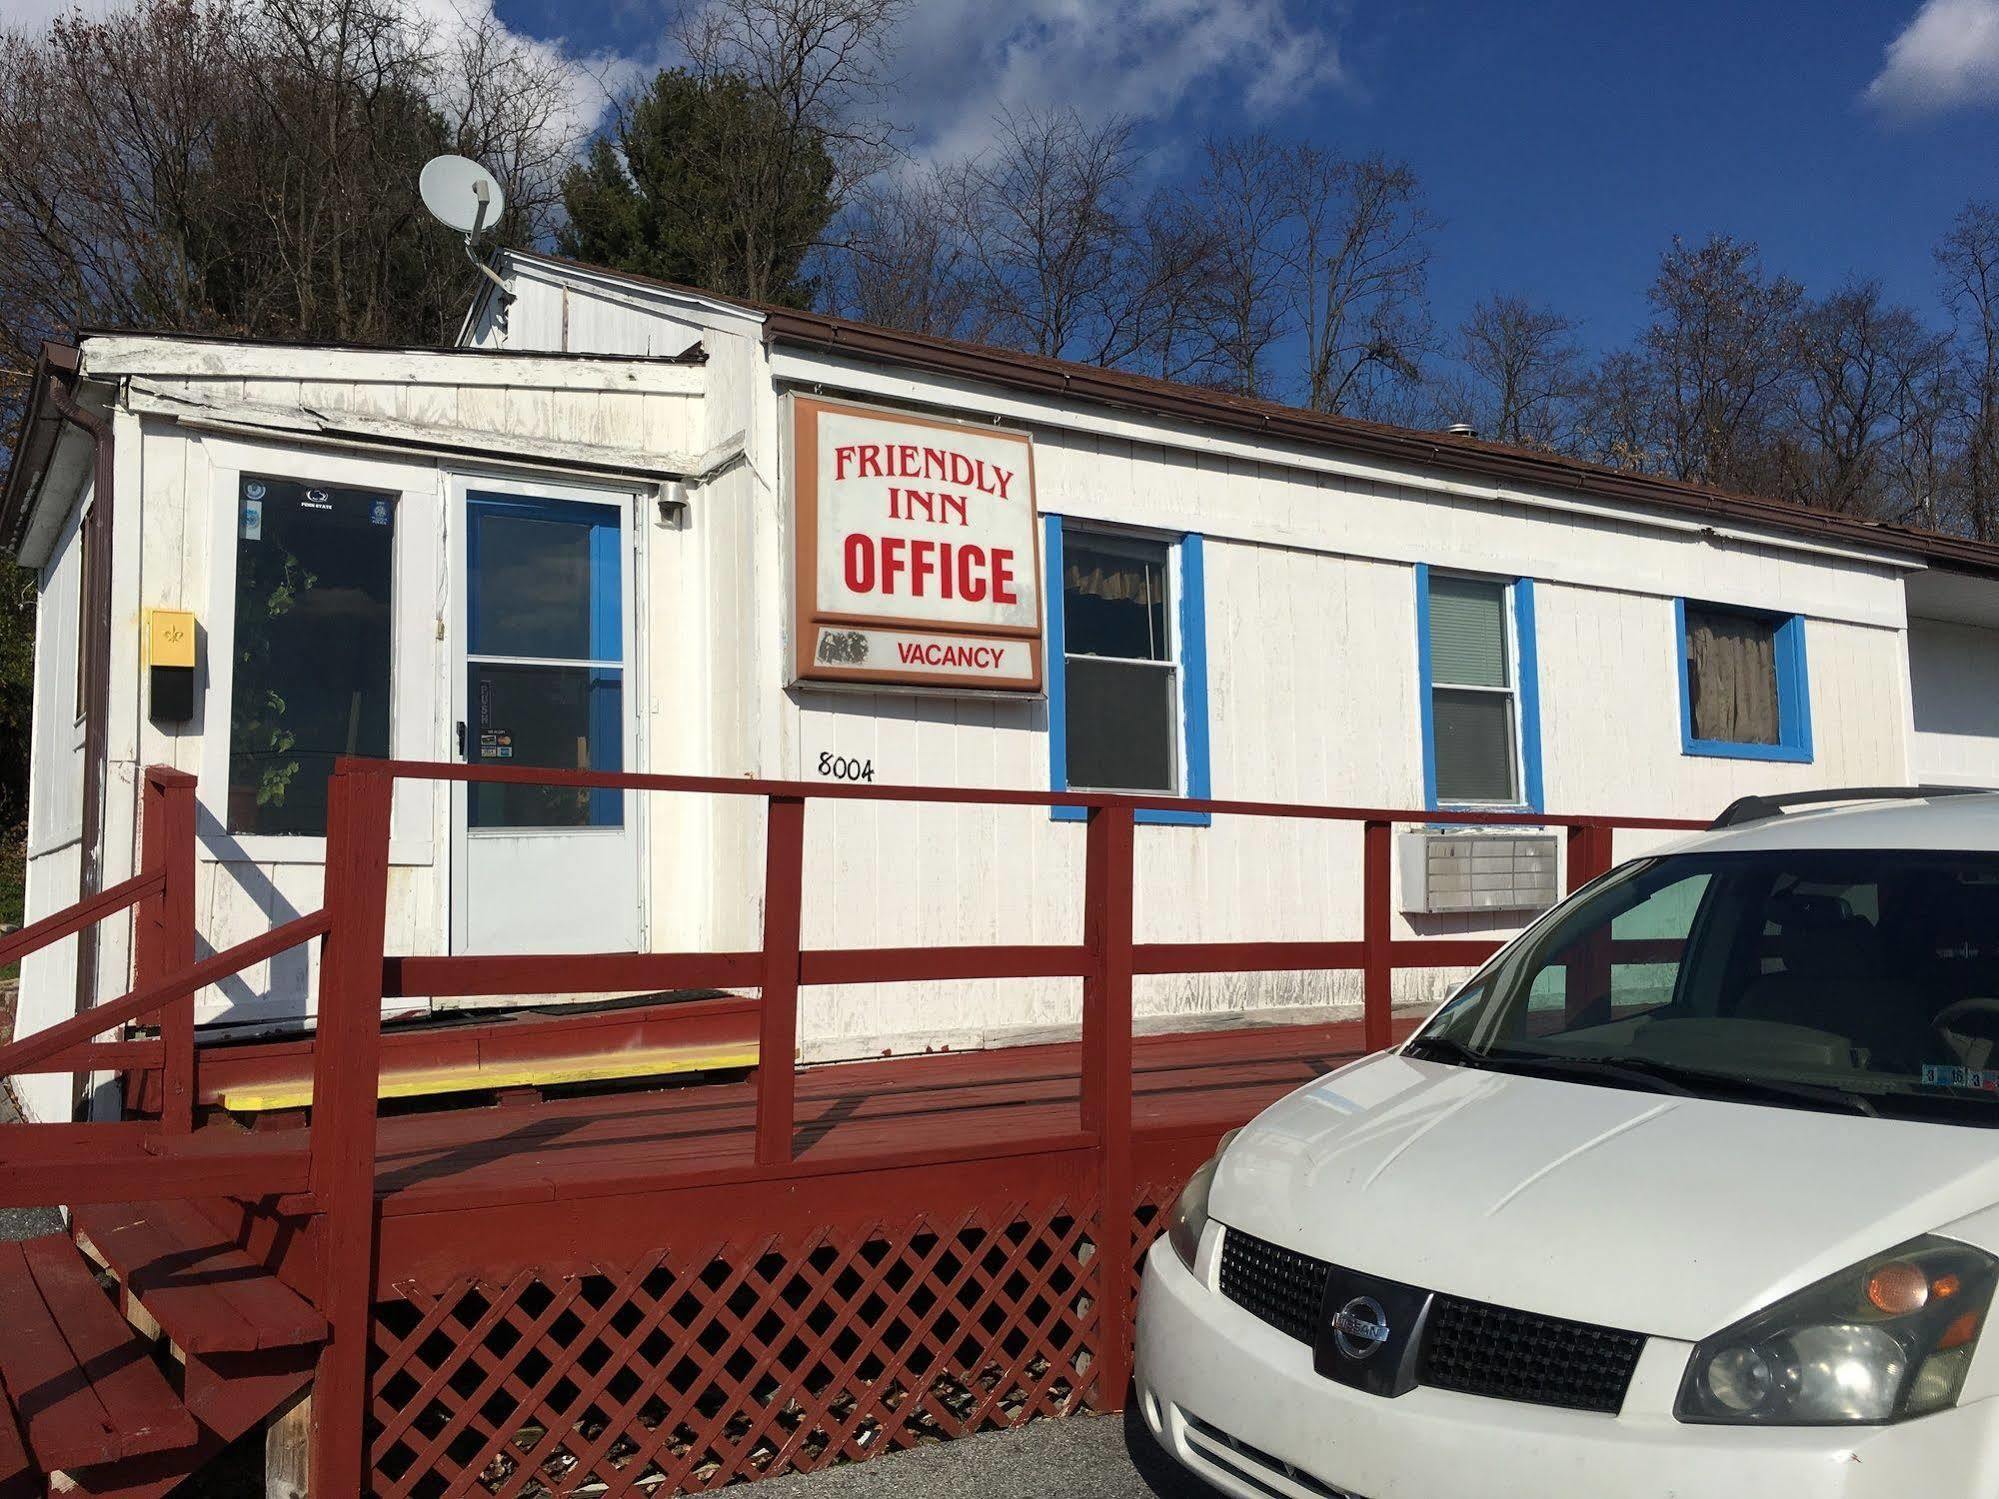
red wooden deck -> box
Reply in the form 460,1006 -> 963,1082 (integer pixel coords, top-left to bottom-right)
375,1019 -> 1378,1210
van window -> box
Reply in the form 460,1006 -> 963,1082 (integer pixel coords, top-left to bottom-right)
1412,850 -> 1999,1124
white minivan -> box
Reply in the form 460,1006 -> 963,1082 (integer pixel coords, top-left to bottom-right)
1137,789 -> 1999,1499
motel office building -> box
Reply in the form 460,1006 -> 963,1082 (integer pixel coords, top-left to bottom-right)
10,249 -> 1999,1122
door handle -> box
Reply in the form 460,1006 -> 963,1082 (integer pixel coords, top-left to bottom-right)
456,720 -> 467,758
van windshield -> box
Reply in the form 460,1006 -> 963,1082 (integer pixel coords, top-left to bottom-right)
1410,850 -> 1999,1125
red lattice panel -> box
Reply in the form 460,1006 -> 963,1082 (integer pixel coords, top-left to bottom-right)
366,1198 -> 1102,1497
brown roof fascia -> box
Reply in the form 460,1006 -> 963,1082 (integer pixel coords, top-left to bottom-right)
1,341 -> 82,554
509,250 -> 1997,576
759,305 -> 1999,579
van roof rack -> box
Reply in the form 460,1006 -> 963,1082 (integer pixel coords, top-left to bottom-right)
1709,785 -> 1996,831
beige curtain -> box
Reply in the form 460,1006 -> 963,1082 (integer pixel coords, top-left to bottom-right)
1687,610 -> 1779,744
1065,559 -> 1157,604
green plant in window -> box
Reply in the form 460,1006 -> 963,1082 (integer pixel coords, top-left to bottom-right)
232,548 -> 316,809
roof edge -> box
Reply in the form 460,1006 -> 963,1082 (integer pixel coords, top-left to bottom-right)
1,342 -> 81,556
493,248 -> 1999,581
762,307 -> 1993,577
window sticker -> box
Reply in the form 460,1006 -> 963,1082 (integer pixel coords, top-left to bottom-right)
240,498 -> 262,541
370,498 -> 391,526
1922,1064 -> 1999,1093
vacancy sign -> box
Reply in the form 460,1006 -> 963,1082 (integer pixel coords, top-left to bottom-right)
791,395 -> 1042,690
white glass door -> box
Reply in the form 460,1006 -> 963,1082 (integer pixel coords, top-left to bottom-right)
450,479 -> 641,955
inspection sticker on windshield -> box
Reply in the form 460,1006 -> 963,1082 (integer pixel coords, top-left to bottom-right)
1922,1065 -> 1999,1092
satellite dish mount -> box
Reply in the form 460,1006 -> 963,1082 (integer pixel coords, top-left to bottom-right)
420,155 -> 514,307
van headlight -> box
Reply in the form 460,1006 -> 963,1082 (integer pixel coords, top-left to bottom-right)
1166,1129 -> 1241,1269
1677,1237 -> 1998,1425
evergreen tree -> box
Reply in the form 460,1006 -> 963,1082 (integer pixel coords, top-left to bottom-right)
558,69 -> 837,308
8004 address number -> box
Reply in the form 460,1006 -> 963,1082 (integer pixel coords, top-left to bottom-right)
816,752 -> 876,782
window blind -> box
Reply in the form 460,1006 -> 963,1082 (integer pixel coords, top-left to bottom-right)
1429,576 -> 1509,688
1426,573 -> 1518,803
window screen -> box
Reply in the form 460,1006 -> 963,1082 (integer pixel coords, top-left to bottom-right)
228,474 -> 394,835
1428,574 -> 1518,804
1063,531 -> 1177,792
1685,606 -> 1780,745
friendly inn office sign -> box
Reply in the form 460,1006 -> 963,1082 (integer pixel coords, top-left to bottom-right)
790,395 -> 1043,691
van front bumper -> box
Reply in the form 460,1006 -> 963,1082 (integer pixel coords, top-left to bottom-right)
1135,1236 -> 1999,1499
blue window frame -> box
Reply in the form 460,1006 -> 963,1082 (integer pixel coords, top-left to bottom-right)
1045,516 -> 1210,825
1675,598 -> 1813,763
1415,563 -> 1544,812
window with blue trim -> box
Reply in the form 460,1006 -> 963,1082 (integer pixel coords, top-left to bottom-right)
1416,565 -> 1544,811
1044,517 -> 1210,825
1676,599 -> 1812,763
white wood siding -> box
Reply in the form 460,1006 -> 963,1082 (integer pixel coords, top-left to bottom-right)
15,281 -> 1977,1071
62,340 -> 705,1029
1908,617 -> 1999,786
16,477 -> 91,1120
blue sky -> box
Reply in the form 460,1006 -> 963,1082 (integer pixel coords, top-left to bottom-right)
494,0 -> 1998,355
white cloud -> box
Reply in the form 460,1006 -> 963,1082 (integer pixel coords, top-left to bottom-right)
4,0 -> 629,144
885,0 -> 1350,163
396,0 -> 636,145
1867,0 -> 1999,115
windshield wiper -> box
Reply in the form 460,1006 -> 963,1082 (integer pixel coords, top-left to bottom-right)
1402,1039 -> 1695,1097
1401,1035 -> 1489,1068
1527,1054 -> 1879,1118
1402,1038 -> 1879,1117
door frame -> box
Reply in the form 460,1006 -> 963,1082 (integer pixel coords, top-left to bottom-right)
444,469 -> 649,956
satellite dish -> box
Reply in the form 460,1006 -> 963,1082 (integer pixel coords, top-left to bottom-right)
420,154 -> 513,309
420,154 -> 506,239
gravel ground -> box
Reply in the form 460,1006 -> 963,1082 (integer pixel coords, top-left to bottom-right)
0,1085 -> 62,1242
750,1410 -> 1214,1499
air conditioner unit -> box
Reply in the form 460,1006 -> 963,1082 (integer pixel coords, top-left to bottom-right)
1398,830 -> 1560,915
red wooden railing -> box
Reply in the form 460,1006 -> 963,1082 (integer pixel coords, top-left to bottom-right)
0,758 -> 1705,1494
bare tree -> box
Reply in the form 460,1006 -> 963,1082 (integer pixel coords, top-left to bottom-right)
0,0 -> 585,414
676,0 -> 904,214
942,107 -> 1149,364
1287,148 -> 1435,419
1118,195 -> 1219,382
1456,294 -> 1584,447
1189,133 -> 1292,397
1777,280 -> 1951,519
827,170 -> 981,337
1639,234 -> 1803,492
1938,200 -> 1999,539
1574,349 -> 1661,471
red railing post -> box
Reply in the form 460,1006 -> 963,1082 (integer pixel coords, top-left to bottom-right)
754,795 -> 806,1168
136,769 -> 198,1132
1361,819 -> 1393,1053
1565,819 -> 1614,893
1080,801 -> 1135,1411
308,763 -> 393,1499
1563,820 -> 1617,1019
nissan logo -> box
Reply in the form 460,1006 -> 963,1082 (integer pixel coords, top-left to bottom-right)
1331,1295 -> 1391,1360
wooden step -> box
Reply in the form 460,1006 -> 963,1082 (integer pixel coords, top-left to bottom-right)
0,1395 -> 33,1499
74,1202 -> 326,1353
0,1235 -> 196,1473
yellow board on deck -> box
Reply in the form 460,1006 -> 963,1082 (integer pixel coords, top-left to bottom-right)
219,1042 -> 760,1112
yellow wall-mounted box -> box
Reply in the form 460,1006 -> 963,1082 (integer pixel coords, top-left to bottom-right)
148,608 -> 196,669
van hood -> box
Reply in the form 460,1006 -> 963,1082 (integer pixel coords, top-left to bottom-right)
1210,1054 -> 1999,1342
